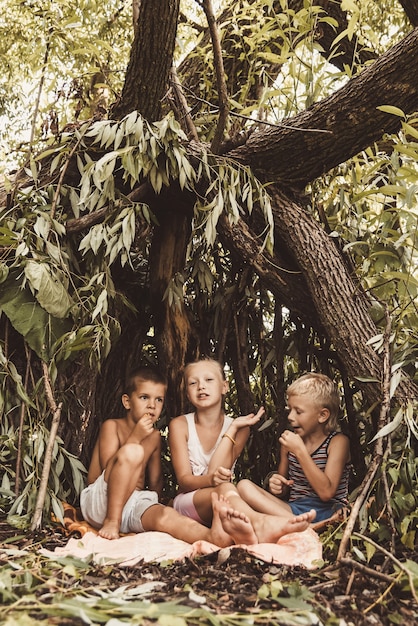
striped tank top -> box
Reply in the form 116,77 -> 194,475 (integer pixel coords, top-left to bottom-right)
288,432 -> 350,504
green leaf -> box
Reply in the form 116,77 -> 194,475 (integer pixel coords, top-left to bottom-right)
24,261 -> 74,318
0,272 -> 71,359
376,105 -> 406,118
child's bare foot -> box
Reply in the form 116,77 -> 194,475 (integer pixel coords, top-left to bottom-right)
209,493 -> 235,547
209,493 -> 257,547
219,506 -> 258,545
311,507 -> 348,532
253,509 -> 316,543
212,493 -> 258,546
98,518 -> 120,540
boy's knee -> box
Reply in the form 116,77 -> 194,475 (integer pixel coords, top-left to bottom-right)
115,442 -> 144,468
149,503 -> 177,531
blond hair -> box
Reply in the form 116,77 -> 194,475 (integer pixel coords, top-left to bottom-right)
287,373 -> 340,432
184,357 -> 226,383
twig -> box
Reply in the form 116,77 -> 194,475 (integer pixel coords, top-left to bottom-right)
363,573 -> 402,614
353,532 -> 418,604
169,65 -> 199,141
50,126 -> 89,222
337,308 -> 392,560
29,29 -> 52,150
336,452 -> 381,560
377,309 -> 397,552
30,362 -> 62,531
199,0 -> 229,153
180,82 -> 333,132
15,345 -> 31,496
339,557 -> 396,584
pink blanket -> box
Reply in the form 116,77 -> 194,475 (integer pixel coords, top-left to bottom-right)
41,528 -> 322,569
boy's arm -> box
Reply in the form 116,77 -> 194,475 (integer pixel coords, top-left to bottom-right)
146,431 -> 163,497
280,431 -> 350,501
267,445 -> 292,498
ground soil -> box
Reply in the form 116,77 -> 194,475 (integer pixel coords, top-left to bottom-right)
1,516 -> 417,625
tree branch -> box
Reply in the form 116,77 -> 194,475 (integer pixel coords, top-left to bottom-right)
228,27 -> 418,189
30,362 -> 62,531
199,0 -> 229,153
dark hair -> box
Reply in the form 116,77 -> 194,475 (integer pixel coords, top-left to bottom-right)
124,366 -> 167,396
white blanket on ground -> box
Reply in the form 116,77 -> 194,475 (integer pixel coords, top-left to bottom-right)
41,527 -> 322,569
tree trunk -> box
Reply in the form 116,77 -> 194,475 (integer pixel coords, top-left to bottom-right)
111,0 -> 180,121
148,192 -> 194,416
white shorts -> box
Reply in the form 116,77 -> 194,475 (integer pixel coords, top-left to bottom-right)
80,471 -> 159,534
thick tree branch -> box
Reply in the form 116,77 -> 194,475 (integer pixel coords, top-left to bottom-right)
398,0 -> 418,25
228,27 -> 418,188
268,184 -> 418,404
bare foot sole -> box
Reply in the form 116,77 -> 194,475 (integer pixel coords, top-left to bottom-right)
98,518 -> 121,540
210,493 -> 258,547
219,506 -> 258,545
215,493 -> 258,545
210,492 -> 235,547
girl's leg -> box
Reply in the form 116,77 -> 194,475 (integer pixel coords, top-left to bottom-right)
141,493 -> 257,546
192,486 -> 219,525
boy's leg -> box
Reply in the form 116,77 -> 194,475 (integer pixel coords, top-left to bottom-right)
141,493 -> 258,547
100,443 -> 145,539
237,479 -> 293,517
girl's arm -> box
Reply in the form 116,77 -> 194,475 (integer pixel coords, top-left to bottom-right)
146,431 -> 163,497
169,416 -> 215,492
207,408 -> 264,474
281,431 -> 350,501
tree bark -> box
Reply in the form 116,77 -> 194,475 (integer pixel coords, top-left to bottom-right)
269,184 -> 418,404
148,191 -> 195,415
111,0 -> 180,121
398,0 -> 418,26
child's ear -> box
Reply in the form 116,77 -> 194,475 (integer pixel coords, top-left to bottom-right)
222,380 -> 229,395
121,393 -> 131,410
318,408 -> 330,424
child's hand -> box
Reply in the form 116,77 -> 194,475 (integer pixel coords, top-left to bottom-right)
211,466 -> 232,486
136,413 -> 155,440
234,406 -> 265,429
279,429 -> 305,455
269,473 -> 294,496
